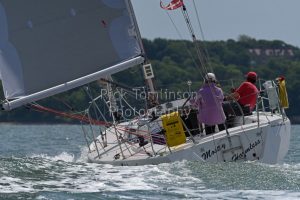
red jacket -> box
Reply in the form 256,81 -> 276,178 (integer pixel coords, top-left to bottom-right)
236,81 -> 259,111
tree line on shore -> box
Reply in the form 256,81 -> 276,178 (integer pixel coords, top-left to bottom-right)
1,36 -> 300,123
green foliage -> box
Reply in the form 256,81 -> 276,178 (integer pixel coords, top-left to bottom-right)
1,37 -> 300,123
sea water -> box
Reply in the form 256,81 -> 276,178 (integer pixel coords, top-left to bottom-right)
0,124 -> 299,200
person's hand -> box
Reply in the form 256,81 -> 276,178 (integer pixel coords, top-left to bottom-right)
259,90 -> 265,96
226,92 -> 240,101
232,92 -> 240,100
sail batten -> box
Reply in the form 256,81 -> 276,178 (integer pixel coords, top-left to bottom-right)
0,0 -> 143,109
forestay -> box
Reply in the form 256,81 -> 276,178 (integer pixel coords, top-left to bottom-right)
0,0 -> 144,110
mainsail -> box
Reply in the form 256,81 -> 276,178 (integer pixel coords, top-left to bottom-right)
0,0 -> 144,110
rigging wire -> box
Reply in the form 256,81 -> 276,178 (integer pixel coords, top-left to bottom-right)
164,10 -> 205,81
181,4 -> 211,79
179,2 -> 229,128
181,5 -> 208,77
192,0 -> 214,73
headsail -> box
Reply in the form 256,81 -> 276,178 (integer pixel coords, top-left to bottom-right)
0,0 -> 144,110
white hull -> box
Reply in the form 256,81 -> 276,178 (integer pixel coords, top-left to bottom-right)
87,112 -> 291,166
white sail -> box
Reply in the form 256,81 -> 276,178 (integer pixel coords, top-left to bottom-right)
0,0 -> 144,110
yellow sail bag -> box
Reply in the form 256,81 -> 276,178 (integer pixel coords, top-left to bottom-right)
161,111 -> 186,147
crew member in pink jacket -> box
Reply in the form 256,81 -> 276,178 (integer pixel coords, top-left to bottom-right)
190,73 -> 226,135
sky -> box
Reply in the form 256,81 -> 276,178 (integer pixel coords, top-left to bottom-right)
131,0 -> 300,48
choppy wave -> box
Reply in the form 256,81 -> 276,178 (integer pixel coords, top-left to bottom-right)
0,124 -> 299,199
29,152 -> 76,162
1,156 -> 300,199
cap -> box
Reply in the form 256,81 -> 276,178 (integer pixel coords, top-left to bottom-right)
205,73 -> 216,82
246,71 -> 257,80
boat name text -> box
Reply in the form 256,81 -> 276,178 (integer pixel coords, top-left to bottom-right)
232,139 -> 261,161
201,144 -> 226,160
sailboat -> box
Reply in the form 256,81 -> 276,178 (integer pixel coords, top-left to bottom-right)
0,0 -> 290,166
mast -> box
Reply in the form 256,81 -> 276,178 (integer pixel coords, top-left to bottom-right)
126,0 -> 158,107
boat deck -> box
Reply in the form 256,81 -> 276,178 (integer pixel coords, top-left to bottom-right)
87,112 -> 290,165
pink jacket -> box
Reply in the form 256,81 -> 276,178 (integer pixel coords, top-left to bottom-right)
190,83 -> 226,125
